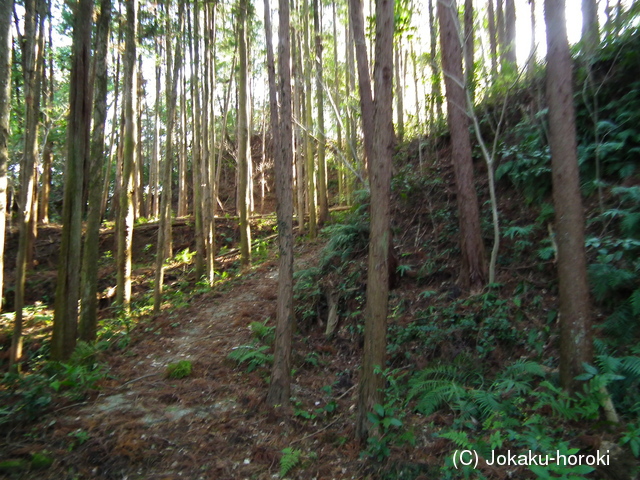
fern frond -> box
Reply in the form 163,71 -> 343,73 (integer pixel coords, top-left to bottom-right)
469,389 -> 503,418
227,345 -> 273,372
621,356 -> 640,379
280,447 -> 302,477
438,430 -> 472,450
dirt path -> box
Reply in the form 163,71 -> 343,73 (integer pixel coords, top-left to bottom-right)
26,245 -> 364,480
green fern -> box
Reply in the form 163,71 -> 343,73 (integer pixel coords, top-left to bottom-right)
280,447 -> 302,477
227,345 -> 273,372
250,320 -> 275,344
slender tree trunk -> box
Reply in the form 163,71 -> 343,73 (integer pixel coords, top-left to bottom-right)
26,5 -> 45,269
154,0 -> 183,313
544,0 -> 592,392
488,0 -> 498,78
303,0 -> 317,237
178,52 -> 188,218
293,28 -> 306,231
150,34 -> 161,219
237,0 -> 252,265
52,0 -> 93,360
207,1 -> 217,282
11,0 -> 44,367
133,55 -> 144,220
394,40 -> 404,142
356,0 -> 394,441
438,0 -> 486,290
428,0 -> 443,120
581,0 -> 599,54
348,0 -> 374,168
267,0 -> 295,408
410,41 -> 420,129
102,15 -> 121,218
314,0 -> 329,224
504,0 -> 516,66
528,0 -> 536,76
0,0 -> 12,313
37,8 -> 53,225
79,0 -> 111,343
332,0 -> 343,204
464,0 -> 475,102
116,0 -> 137,313
188,1 -> 205,278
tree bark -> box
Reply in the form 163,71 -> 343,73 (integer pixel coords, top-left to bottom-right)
488,0 -> 498,78
0,0 -> 12,313
314,0 -> 329,225
115,0 -> 137,313
438,0 -> 486,290
544,0 -> 592,392
52,0 -> 93,360
464,0 -> 475,102
428,0 -> 443,120
504,0 -> 517,66
11,0 -> 45,367
237,0 -> 252,266
154,0 -> 184,313
581,0 -> 599,54
267,0 -> 295,408
303,0 -> 317,237
348,0 -> 374,168
79,0 -> 111,343
356,0 -> 395,441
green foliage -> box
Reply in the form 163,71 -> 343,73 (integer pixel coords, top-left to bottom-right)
227,345 -> 272,372
621,421 -> 640,457
495,112 -> 552,203
250,319 -> 274,344
279,447 -> 303,477
165,360 -> 192,379
587,186 -> 640,351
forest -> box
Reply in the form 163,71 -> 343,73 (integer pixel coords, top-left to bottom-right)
0,0 -> 639,477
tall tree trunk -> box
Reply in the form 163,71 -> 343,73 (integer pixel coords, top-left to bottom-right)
206,1 -> 217,282
102,16 -> 121,218
52,0 -> 93,359
348,0 -> 374,168
356,0 -> 394,441
11,0 -> 45,367
303,0 -> 317,237
0,0 -> 12,313
544,0 -> 592,392
188,0 -> 205,278
581,0 -> 599,54
394,40 -> 404,142
79,0 -> 111,343
116,0 -> 137,313
134,55 -> 145,220
488,0 -> 498,78
37,8 -> 53,225
237,0 -> 252,266
438,0 -> 486,290
150,34 -> 161,219
332,0 -> 343,203
527,0 -> 536,76
267,0 -> 295,407
504,0 -> 516,66
293,28 -> 306,231
464,0 -> 475,102
496,0 -> 505,65
154,0 -> 184,313
428,0 -> 442,120
314,0 -> 329,225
